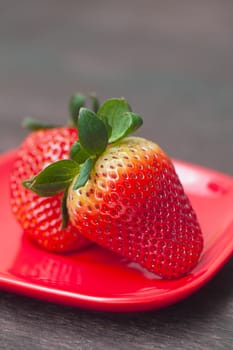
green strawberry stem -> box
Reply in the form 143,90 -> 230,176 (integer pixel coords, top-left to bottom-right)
23,96 -> 143,227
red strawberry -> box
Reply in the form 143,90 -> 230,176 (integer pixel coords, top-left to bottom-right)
10,126 -> 91,253
10,94 -> 93,253
67,136 -> 203,278
24,98 -> 204,278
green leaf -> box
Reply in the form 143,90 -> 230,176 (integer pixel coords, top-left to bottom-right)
108,112 -> 143,143
100,117 -> 112,140
70,141 -> 90,164
69,93 -> 86,126
23,160 -> 80,197
61,188 -> 69,229
72,158 -> 95,190
22,118 -> 58,131
97,98 -> 131,141
97,98 -> 132,127
78,108 -> 108,155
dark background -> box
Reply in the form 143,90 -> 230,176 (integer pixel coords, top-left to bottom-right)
1,1 -> 233,349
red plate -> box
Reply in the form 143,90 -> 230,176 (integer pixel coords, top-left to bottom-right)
0,150 -> 233,312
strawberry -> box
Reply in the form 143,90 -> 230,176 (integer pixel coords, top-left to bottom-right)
24,98 -> 204,278
10,94 -> 95,253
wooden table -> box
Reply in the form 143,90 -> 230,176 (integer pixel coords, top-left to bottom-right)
1,1 -> 233,349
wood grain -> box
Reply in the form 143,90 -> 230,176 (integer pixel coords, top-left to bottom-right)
0,1 -> 233,349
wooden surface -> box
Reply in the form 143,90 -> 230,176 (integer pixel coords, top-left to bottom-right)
1,1 -> 233,349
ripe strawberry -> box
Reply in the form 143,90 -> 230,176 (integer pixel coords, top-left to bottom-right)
10,94 -> 93,253
24,98 -> 204,278
67,136 -> 203,278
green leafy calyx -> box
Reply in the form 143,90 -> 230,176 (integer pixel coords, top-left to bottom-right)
78,108 -> 109,155
69,97 -> 143,189
22,118 -> 59,131
23,160 -> 80,197
23,92 -> 100,132
23,96 -> 143,227
69,93 -> 86,126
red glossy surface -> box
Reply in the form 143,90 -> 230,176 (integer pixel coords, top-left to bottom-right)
0,150 -> 233,312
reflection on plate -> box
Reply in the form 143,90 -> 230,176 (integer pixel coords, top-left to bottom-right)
0,150 -> 233,312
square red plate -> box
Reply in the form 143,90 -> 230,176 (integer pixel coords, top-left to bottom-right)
0,150 -> 233,312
